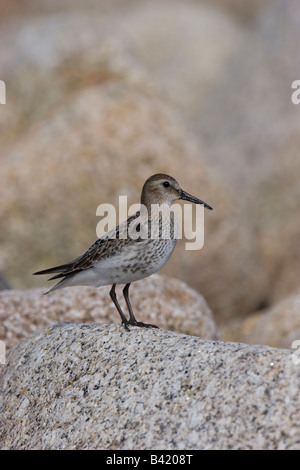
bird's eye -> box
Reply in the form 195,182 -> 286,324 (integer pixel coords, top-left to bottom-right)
163,181 -> 170,188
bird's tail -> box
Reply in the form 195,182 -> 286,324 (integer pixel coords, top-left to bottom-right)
33,263 -> 72,277
33,262 -> 76,294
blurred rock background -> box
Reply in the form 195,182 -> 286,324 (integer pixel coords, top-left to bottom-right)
0,0 -> 299,346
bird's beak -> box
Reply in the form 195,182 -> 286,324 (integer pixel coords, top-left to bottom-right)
180,189 -> 213,210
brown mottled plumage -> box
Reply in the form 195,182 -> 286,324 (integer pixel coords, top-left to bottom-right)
34,174 -> 212,330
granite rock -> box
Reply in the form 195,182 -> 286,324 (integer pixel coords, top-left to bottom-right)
110,1 -> 243,123
1,323 -> 300,450
0,1 -> 243,141
0,274 -> 219,351
197,0 -> 300,306
222,291 -> 300,349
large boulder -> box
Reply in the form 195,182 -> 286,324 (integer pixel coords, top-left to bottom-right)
222,291 -> 300,349
1,323 -> 300,449
0,1 -> 243,144
197,0 -> 300,307
109,1 -> 243,123
0,274 -> 219,351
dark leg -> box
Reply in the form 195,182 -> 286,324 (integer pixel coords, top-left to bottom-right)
123,283 -> 158,329
109,284 -> 130,331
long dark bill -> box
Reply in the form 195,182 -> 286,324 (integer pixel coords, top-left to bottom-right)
180,189 -> 213,210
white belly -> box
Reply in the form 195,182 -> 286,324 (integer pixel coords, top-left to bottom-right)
60,210 -> 178,288
65,238 -> 177,287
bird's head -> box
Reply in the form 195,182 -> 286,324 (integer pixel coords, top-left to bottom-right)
141,174 -> 213,210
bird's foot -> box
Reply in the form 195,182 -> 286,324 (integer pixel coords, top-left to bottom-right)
122,321 -> 131,332
128,320 -> 159,329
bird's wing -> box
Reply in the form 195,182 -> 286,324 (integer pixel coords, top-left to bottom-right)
33,213 -> 141,280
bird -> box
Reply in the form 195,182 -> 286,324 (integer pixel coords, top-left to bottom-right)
33,174 -> 213,331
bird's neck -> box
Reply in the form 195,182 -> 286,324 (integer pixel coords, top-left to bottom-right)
140,195 -> 172,213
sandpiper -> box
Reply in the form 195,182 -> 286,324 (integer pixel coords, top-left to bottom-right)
34,174 -> 212,330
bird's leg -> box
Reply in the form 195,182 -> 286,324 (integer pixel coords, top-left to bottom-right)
123,283 -> 158,329
109,284 -> 130,331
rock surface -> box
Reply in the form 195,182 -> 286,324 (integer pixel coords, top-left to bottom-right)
0,274 -> 219,351
222,291 -> 300,349
0,1 -> 243,140
198,0 -> 300,307
109,1 -> 243,123
1,323 -> 300,450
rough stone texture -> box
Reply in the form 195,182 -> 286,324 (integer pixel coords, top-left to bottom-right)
222,291 -> 300,349
1,323 -> 300,450
0,274 -> 219,351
